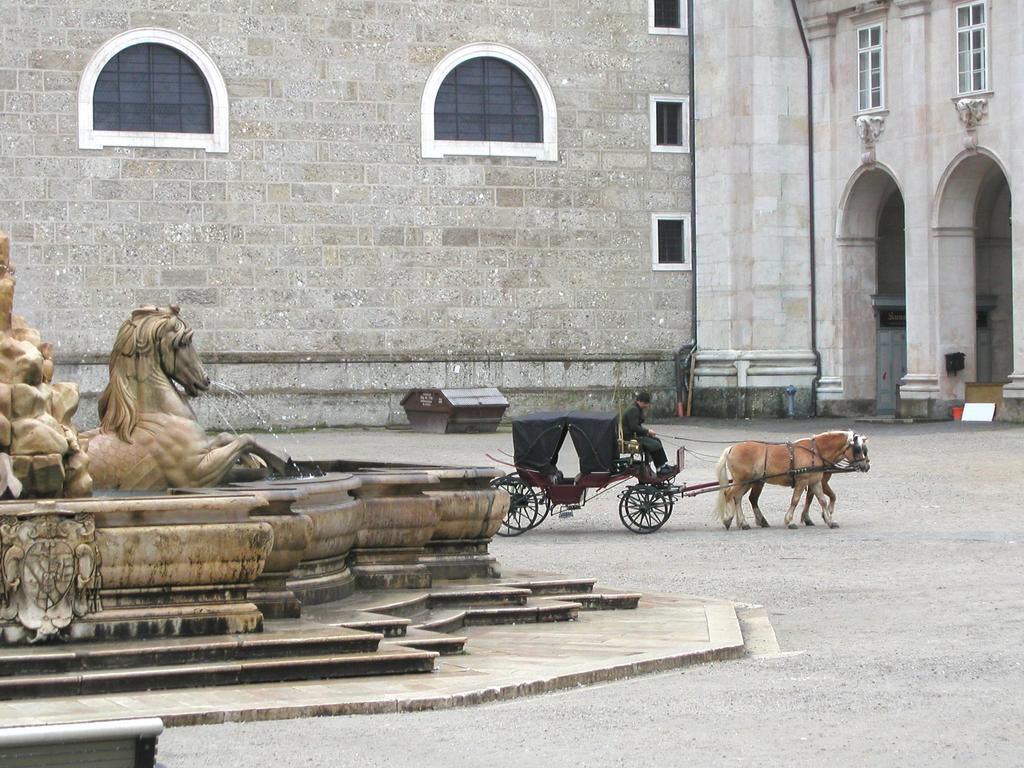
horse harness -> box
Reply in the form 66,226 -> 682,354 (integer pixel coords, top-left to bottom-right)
760,439 -> 823,487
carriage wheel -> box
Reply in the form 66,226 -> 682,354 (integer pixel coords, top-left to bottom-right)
618,484 -> 673,534
491,474 -> 548,536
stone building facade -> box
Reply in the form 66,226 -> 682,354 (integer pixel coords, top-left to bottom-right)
1,1 -> 693,428
692,0 -> 1021,420
3,0 -> 1021,426
804,0 -> 1022,420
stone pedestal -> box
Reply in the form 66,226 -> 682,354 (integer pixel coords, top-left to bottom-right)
422,486 -> 507,579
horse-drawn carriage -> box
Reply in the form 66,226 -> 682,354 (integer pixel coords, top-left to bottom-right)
490,411 -> 685,535
490,411 -> 871,536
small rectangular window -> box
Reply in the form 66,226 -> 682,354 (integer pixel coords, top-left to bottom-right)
656,102 -> 682,146
857,24 -> 884,112
651,214 -> 691,271
658,220 -> 684,262
654,0 -> 680,28
649,0 -> 686,35
956,1 -> 987,94
649,96 -> 689,153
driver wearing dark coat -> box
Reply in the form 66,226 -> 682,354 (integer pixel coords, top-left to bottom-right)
622,391 -> 675,475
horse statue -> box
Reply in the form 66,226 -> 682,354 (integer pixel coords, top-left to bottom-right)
711,430 -> 869,531
82,305 -> 289,490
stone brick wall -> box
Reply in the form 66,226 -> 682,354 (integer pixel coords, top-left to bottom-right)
0,0 -> 692,427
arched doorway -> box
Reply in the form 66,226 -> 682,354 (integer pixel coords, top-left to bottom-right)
975,170 -> 1012,383
934,152 -> 1013,403
837,166 -> 906,415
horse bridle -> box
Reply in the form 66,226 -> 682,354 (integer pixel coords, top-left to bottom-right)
847,433 -> 869,470
794,432 -> 868,473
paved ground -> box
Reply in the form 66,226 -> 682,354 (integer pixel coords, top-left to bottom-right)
160,418 -> 1024,767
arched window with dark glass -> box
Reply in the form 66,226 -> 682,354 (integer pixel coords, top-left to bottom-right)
93,43 -> 212,134
433,57 -> 542,143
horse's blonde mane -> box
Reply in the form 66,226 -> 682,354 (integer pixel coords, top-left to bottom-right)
98,305 -> 189,443
813,429 -> 854,441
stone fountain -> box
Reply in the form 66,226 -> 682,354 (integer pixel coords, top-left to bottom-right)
0,231 -> 508,692
0,233 -> 728,723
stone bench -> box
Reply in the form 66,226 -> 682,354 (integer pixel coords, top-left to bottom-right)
0,718 -> 163,768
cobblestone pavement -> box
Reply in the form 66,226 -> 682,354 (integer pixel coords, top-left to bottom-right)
160,419 -> 1024,767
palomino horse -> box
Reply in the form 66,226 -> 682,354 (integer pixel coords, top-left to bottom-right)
82,305 -> 289,490
712,430 -> 869,530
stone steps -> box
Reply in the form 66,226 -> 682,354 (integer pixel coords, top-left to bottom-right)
320,580 -> 631,644
502,578 -> 598,596
415,600 -> 581,633
381,627 -> 467,655
0,627 -> 380,677
0,646 -> 437,700
320,587 -> 532,617
329,613 -> 412,637
547,592 -> 642,610
0,578 -> 639,700
0,626 -> 439,701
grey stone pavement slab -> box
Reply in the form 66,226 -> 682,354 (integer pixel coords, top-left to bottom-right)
14,418 -> 1024,766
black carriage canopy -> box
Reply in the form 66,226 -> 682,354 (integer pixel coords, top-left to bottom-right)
511,411 -> 620,475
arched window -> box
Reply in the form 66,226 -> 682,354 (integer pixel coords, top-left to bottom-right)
94,44 -> 211,133
434,57 -> 541,143
78,28 -> 229,153
421,43 -> 558,161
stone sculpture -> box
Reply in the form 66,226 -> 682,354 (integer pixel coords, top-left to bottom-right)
0,502 -> 102,642
955,97 -> 988,150
82,305 -> 289,490
0,231 -> 92,500
856,114 -> 886,166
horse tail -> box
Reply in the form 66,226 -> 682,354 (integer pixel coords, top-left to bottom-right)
712,447 -> 732,523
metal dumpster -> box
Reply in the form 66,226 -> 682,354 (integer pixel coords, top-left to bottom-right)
400,388 -> 509,433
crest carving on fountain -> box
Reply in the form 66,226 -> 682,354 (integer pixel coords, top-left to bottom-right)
0,502 -> 102,642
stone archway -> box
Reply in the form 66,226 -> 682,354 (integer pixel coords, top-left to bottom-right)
836,166 -> 906,415
933,151 -> 1013,404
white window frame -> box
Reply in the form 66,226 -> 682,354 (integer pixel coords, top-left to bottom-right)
649,95 -> 690,153
856,24 -> 885,113
78,28 -> 229,153
650,213 -> 691,272
648,0 -> 687,36
420,43 -> 558,162
955,1 -> 988,95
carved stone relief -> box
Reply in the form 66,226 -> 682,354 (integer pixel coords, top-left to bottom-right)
955,97 -> 988,150
0,503 -> 102,642
856,114 -> 886,165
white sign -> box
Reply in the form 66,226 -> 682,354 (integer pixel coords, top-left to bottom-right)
961,403 -> 995,422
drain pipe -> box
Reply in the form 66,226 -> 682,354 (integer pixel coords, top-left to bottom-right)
788,0 -> 821,416
674,0 -> 699,417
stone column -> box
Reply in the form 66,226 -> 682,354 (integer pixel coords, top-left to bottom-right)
1002,8 -> 1024,419
1002,192 -> 1024,415
895,0 -> 941,416
933,227 -> 977,402
806,13 -> 844,411
835,237 -> 878,401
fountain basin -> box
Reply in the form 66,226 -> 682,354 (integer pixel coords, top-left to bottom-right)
0,495 -> 273,644
0,462 -> 509,644
207,473 -> 366,608
196,463 -> 507,604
